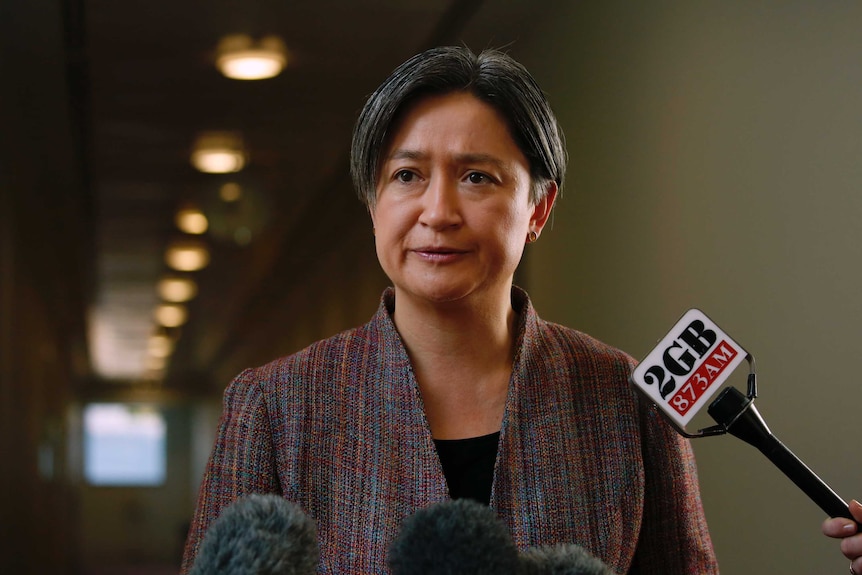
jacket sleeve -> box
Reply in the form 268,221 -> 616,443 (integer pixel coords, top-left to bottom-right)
630,397 -> 719,575
180,369 -> 281,574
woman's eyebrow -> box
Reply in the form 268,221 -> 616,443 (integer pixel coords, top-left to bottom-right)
453,152 -> 506,169
385,150 -> 510,175
386,150 -> 504,165
386,149 -> 426,162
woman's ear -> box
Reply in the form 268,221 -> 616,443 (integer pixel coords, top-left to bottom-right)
530,181 -> 558,234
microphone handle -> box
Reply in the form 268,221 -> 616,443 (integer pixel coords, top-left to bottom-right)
756,432 -> 858,523
708,386 -> 860,526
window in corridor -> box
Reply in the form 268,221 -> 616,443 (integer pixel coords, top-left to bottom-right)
83,403 -> 167,486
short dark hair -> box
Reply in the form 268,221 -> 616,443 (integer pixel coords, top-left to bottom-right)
350,46 -> 567,207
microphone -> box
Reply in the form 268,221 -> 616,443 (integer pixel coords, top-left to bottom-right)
189,493 -> 318,575
388,499 -> 520,575
388,499 -> 616,574
519,544 -> 616,575
708,386 -> 859,524
630,308 -> 859,527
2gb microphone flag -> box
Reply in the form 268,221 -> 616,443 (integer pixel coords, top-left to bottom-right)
630,309 -> 748,433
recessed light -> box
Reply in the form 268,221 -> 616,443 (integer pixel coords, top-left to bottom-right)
216,34 -> 288,80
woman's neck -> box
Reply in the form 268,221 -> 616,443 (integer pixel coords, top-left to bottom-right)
391,287 -> 517,439
392,288 -> 515,365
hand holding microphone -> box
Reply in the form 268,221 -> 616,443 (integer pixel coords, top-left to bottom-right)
630,309 -> 859,526
823,500 -> 862,575
630,308 -> 861,570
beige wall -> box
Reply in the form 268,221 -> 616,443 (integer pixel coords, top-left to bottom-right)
479,2 -> 861,573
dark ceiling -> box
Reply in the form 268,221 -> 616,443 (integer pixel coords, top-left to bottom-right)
77,0 -> 544,395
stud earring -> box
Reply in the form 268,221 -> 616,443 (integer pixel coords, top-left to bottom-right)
527,230 -> 538,243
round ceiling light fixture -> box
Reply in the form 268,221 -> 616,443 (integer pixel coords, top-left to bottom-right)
191,131 -> 246,174
175,206 -> 209,234
154,304 -> 188,328
157,276 -> 198,303
165,239 -> 210,272
216,34 -> 289,80
147,334 -> 174,358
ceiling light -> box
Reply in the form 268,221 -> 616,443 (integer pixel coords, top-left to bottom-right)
154,304 -> 188,328
216,34 -> 288,80
148,334 -> 174,358
191,132 -> 246,174
157,276 -> 198,303
176,207 -> 208,234
165,240 -> 210,272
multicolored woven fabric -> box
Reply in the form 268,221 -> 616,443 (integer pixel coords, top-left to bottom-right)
181,287 -> 718,574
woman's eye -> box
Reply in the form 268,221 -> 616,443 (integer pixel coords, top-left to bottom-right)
395,170 -> 415,183
467,172 -> 490,184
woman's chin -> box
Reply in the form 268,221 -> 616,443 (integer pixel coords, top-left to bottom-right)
395,282 -> 473,305
395,278 -> 513,308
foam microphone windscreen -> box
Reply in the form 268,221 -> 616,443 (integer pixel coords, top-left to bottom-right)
388,499 -> 521,575
189,493 -> 318,575
519,544 -> 617,575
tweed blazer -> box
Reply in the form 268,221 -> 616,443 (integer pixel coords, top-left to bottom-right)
181,287 -> 718,574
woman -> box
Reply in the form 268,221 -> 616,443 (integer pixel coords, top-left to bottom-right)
181,46 -> 718,574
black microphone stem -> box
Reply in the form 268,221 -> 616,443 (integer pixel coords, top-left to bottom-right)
708,386 -> 860,526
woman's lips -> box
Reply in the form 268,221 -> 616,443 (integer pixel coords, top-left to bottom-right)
412,246 -> 467,263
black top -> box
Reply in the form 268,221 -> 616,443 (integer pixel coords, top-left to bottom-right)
433,431 -> 500,506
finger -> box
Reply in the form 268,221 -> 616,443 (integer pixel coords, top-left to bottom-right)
842,535 -> 862,562
823,516 -> 858,539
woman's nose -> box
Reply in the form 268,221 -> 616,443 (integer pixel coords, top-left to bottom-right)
418,177 -> 462,229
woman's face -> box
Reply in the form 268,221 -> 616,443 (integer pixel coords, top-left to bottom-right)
370,91 -> 556,307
